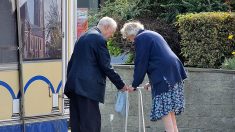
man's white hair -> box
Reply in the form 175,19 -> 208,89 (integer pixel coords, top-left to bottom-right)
120,21 -> 144,39
97,16 -> 117,30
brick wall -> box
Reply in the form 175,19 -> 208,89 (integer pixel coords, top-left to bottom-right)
100,65 -> 235,132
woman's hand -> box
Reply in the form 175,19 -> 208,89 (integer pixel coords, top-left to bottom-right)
144,82 -> 151,91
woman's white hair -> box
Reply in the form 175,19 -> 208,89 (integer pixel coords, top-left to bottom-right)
120,21 -> 144,39
97,16 -> 117,31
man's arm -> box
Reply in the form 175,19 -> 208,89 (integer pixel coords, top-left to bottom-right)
96,38 -> 126,90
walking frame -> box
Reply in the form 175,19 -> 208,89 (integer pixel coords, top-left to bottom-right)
124,87 -> 146,132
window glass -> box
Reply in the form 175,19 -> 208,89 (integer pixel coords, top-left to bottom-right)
77,0 -> 98,9
20,0 -> 62,60
0,0 -> 18,64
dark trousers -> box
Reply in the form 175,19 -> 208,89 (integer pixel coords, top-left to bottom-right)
69,94 -> 101,132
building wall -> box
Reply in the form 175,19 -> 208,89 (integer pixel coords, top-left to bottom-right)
101,65 -> 235,132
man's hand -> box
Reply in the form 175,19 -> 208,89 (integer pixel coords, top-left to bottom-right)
120,85 -> 129,92
120,85 -> 136,92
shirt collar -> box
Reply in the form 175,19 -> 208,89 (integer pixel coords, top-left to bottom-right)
134,29 -> 145,42
137,29 -> 145,35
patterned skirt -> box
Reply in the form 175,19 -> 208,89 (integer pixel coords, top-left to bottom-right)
150,81 -> 185,121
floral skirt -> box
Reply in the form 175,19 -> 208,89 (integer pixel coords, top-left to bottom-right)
150,81 -> 185,121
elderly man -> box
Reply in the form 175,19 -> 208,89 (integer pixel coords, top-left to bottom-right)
65,17 -> 128,132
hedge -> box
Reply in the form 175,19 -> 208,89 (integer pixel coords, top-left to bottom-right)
176,12 -> 235,68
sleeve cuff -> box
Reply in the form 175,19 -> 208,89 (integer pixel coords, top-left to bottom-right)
116,82 -> 125,90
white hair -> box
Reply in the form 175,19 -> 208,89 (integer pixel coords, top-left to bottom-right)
97,16 -> 117,31
120,21 -> 144,38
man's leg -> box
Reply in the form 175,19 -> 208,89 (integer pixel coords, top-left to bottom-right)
69,95 -> 80,132
77,95 -> 101,132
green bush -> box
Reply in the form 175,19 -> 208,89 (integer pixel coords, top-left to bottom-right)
222,56 -> 235,69
176,12 -> 235,68
88,0 -> 151,27
107,39 -> 122,56
148,0 -> 229,22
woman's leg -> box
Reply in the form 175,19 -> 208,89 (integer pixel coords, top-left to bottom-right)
170,112 -> 179,132
162,113 -> 174,132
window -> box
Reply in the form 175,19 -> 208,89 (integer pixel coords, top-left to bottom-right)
19,0 -> 62,60
0,0 -> 18,64
77,0 -> 98,9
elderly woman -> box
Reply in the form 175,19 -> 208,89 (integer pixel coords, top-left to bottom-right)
121,21 -> 187,132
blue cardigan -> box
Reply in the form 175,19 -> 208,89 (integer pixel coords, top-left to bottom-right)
132,30 -> 187,89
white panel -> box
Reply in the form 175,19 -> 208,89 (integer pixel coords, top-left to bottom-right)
52,93 -> 59,107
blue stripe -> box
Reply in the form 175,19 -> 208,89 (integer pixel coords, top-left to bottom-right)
24,76 -> 55,93
0,119 -> 68,132
56,81 -> 62,93
25,119 -> 68,132
0,124 -> 22,132
0,81 -> 16,99
0,76 -> 62,99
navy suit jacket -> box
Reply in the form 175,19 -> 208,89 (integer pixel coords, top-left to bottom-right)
64,27 -> 125,103
132,30 -> 187,88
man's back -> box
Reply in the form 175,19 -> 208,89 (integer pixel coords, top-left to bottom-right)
65,28 -> 107,102
71,28 -> 105,80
